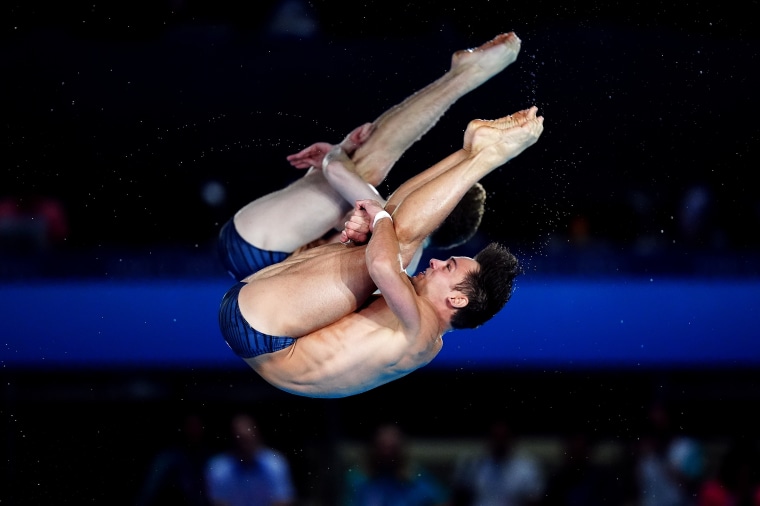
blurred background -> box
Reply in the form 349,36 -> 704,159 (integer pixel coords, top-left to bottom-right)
2,0 -> 759,504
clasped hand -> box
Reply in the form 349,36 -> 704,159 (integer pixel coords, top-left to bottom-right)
339,199 -> 386,244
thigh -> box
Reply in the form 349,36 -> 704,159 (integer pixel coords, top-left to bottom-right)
217,219 -> 290,281
234,169 -> 350,253
238,244 -> 376,338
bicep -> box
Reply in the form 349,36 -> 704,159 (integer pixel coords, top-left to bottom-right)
365,220 -> 421,334
373,265 -> 422,335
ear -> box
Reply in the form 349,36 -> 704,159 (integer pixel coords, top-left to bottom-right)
448,293 -> 469,309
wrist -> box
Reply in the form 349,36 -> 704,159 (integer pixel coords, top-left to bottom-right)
322,146 -> 345,171
372,210 -> 392,231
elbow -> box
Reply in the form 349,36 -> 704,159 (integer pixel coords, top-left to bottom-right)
367,253 -> 403,282
393,219 -> 418,251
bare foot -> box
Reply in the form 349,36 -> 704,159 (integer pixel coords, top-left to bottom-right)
468,109 -> 544,167
450,32 -> 522,88
463,106 -> 537,151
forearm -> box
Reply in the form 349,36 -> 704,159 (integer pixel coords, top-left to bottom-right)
323,147 -> 387,207
366,215 -> 404,284
365,211 -> 421,331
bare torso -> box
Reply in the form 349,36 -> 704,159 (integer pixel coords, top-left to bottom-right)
244,295 -> 443,398
234,240 -> 443,398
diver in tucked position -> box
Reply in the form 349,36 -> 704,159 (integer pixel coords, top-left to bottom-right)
219,106 -> 544,398
218,32 -> 521,281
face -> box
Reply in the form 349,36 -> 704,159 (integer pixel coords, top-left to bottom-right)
412,255 -> 478,302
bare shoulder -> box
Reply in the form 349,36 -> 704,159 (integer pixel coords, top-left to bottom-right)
364,290 -> 444,351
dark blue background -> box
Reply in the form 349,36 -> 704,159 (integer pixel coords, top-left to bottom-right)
3,276 -> 759,370
2,3 -> 760,504
3,0 -> 759,371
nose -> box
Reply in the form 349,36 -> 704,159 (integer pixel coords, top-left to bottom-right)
429,258 -> 442,269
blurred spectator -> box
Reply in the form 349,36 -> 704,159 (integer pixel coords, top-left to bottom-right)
205,413 -> 296,506
697,437 -> 760,506
135,412 -> 213,506
635,400 -> 705,506
341,423 -> 449,506
678,184 -> 723,249
0,194 -> 68,253
451,418 -> 545,506
541,430 -> 626,506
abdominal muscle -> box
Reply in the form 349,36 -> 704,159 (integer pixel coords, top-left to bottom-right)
244,297 -> 441,398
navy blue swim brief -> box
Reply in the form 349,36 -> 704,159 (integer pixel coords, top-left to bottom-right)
218,281 -> 296,359
217,219 -> 290,280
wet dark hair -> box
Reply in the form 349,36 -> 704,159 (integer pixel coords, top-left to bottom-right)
449,242 -> 521,329
427,183 -> 486,250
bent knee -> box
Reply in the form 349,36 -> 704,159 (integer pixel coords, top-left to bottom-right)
352,151 -> 395,187
394,221 -> 424,253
